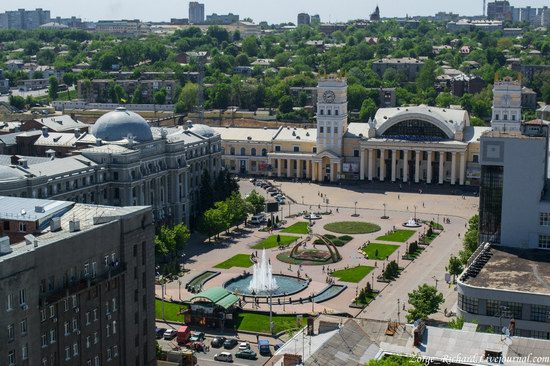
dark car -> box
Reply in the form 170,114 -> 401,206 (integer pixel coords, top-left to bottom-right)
236,349 -> 257,360
155,328 -> 167,339
211,337 -> 227,348
223,338 -> 238,349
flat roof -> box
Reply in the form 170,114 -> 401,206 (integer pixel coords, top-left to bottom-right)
463,247 -> 550,295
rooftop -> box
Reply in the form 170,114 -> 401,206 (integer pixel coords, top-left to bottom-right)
211,126 -> 280,142
462,247 -> 550,295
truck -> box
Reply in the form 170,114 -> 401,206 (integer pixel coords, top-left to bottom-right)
177,325 -> 191,344
258,339 -> 271,356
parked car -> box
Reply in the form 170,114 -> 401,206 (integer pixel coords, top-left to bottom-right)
304,213 -> 321,220
223,338 -> 238,349
266,187 -> 277,192
155,328 -> 167,339
211,337 -> 227,348
250,214 -> 266,225
259,339 -> 271,356
235,349 -> 257,360
238,342 -> 251,351
189,331 -> 205,342
270,191 -> 280,197
214,352 -> 233,362
249,178 -> 256,183
163,329 -> 177,340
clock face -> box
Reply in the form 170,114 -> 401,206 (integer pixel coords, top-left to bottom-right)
323,90 -> 336,103
502,95 -> 511,107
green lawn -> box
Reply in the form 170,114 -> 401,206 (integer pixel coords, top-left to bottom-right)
331,265 -> 374,283
252,235 -> 298,249
281,222 -> 309,234
235,311 -> 306,333
376,229 -> 416,243
155,299 -> 187,322
362,243 -> 400,260
214,254 -> 253,269
324,221 -> 381,234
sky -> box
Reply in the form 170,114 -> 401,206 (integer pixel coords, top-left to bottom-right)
3,0 -> 550,24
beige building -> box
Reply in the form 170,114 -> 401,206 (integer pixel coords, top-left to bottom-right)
214,77 -> 490,185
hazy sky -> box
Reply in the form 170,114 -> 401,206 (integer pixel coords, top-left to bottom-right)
4,1 -> 550,23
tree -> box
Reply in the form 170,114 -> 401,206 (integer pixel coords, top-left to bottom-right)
446,255 -> 464,283
154,88 -> 167,105
366,355 -> 423,366
48,76 -> 59,101
448,316 -> 466,330
245,190 -> 265,214
242,36 -> 259,57
235,53 -> 250,66
542,82 -> 550,104
278,95 -> 294,114
9,95 -> 25,110
132,85 -> 144,104
406,284 -> 444,322
416,59 -> 437,91
199,170 -> 214,214
175,82 -> 198,113
200,207 -> 227,242
359,98 -> 377,121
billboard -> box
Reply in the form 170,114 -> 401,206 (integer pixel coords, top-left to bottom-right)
265,202 -> 279,213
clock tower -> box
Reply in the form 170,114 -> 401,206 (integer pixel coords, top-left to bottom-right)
491,77 -> 522,132
316,77 -> 348,155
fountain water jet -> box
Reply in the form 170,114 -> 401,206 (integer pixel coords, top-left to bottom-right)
248,249 -> 279,292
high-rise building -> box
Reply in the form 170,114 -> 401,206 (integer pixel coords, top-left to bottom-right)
487,0 -> 511,20
491,77 -> 522,132
310,14 -> 321,25
206,13 -> 239,24
297,13 -> 311,25
0,8 -> 50,30
0,197 -> 156,365
188,2 -> 205,24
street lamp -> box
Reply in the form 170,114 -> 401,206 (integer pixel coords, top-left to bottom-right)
381,203 -> 388,219
353,201 -> 358,217
288,201 -> 292,217
355,286 -> 359,306
414,205 -> 417,221
397,298 -> 401,324
178,280 -> 182,301
397,250 -> 400,267
371,272 -> 375,291
302,195 -> 304,204
432,276 -> 438,289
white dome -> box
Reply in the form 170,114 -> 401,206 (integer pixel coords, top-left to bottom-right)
92,107 -> 153,142
188,123 -> 217,138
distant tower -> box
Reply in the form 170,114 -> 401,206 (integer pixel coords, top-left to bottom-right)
370,5 -> 381,21
316,77 -> 348,155
483,0 -> 487,17
491,77 -> 522,132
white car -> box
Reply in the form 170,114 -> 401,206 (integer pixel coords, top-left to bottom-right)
214,352 -> 233,362
304,213 -> 321,220
163,329 -> 177,340
238,342 -> 251,350
250,215 -> 266,225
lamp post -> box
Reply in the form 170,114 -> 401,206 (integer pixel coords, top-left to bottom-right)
288,201 -> 292,217
269,290 -> 274,334
397,250 -> 400,267
355,286 -> 359,306
311,292 -> 315,313
414,205 -> 417,221
353,201 -> 358,217
432,276 -> 438,289
302,195 -> 304,204
178,280 -> 182,301
397,298 -> 401,324
382,203 -> 388,219
371,272 -> 375,291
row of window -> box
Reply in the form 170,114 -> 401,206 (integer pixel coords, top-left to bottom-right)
7,344 -> 27,366
319,126 -> 339,134
540,213 -> 550,227
5,290 -> 26,311
319,108 -> 340,116
7,319 -> 27,341
539,234 -> 550,249
459,295 -> 550,323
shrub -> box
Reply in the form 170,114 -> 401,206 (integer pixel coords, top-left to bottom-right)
339,235 -> 353,241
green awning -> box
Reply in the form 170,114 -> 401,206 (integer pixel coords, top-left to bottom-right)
189,287 -> 239,309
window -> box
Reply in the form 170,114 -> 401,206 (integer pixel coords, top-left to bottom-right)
486,300 -> 522,320
539,235 -> 550,249
113,345 -> 118,357
354,150 -> 359,157
312,147 -> 317,153
18,222 -> 26,232
64,299 -> 69,312
327,127 -> 331,133
86,312 -> 90,325
87,360 -> 92,366
73,343 -> 78,356
262,148 -> 267,157
320,109 -> 324,115
327,109 -> 331,115
512,114 -> 516,121
64,321 -> 70,335
251,148 -> 256,156
93,308 -> 98,321
19,289 -> 26,305
72,295 -> 77,308
106,324 -> 110,337
49,305 -> 55,318
22,343 -> 28,360
113,320 -> 117,334
496,114 -> 500,120
473,154 -> 479,163
95,356 -> 100,366
50,329 -> 56,343
540,213 -> 550,227
91,261 -> 97,278
94,331 -> 99,344
275,145 -> 281,152
335,109 -> 339,115
106,301 -> 110,315
319,127 -> 324,133
107,348 -> 112,361
72,318 -> 78,332
8,350 -> 15,366
334,127 -> 338,134
531,304 -> 550,322
457,294 -> 479,314
6,294 -> 14,311
20,319 -> 27,335
230,147 -> 235,155
8,323 -> 14,340
112,298 -> 117,312
84,262 -> 89,277
41,333 -> 47,347
40,309 -> 46,322
65,346 -> 71,360
240,147 -> 246,156
293,146 -> 300,152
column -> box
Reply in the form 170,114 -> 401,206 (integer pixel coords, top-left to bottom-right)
287,159 -> 292,178
306,160 -> 311,179
459,152 -> 466,185
415,150 -> 421,183
451,152 -> 457,185
438,151 -> 445,184
403,150 -> 409,183
360,149 -> 365,181
330,162 -> 335,182
297,160 -> 302,179
267,158 -> 273,177
391,149 -> 397,182
246,159 -> 251,174
368,149 -> 374,181
426,151 -> 433,184
379,149 -> 386,181
277,159 -> 282,177
312,162 -> 317,182
336,162 -> 341,181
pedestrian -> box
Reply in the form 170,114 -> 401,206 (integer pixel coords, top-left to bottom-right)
398,194 -> 400,200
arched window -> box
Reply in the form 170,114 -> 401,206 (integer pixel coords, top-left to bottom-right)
381,120 -> 448,141
262,148 -> 268,157
251,148 -> 256,156
240,147 -> 246,156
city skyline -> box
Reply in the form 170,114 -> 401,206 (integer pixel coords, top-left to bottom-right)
2,0 -> 550,23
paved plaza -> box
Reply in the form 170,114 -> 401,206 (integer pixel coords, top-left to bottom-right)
157,179 -> 478,324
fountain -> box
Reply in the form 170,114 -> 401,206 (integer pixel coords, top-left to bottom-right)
248,249 -> 279,292
403,218 -> 422,228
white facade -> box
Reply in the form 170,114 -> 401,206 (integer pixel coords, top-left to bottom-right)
491,77 -> 522,132
316,78 -> 348,154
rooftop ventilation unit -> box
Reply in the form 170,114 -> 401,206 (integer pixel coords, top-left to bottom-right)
0,236 -> 11,255
50,217 -> 62,232
69,219 -> 80,233
24,234 -> 38,248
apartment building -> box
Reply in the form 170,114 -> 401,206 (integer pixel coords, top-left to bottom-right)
0,8 -> 50,30
77,79 -> 179,104
0,196 -> 156,366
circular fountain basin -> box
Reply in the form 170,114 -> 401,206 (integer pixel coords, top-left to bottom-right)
403,219 -> 422,228
224,274 -> 309,297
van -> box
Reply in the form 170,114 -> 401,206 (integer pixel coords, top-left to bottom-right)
250,214 -> 266,225
214,352 -> 233,362
176,325 -> 191,344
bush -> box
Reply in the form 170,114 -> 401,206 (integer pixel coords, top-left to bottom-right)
339,235 -> 353,241
324,234 -> 336,239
